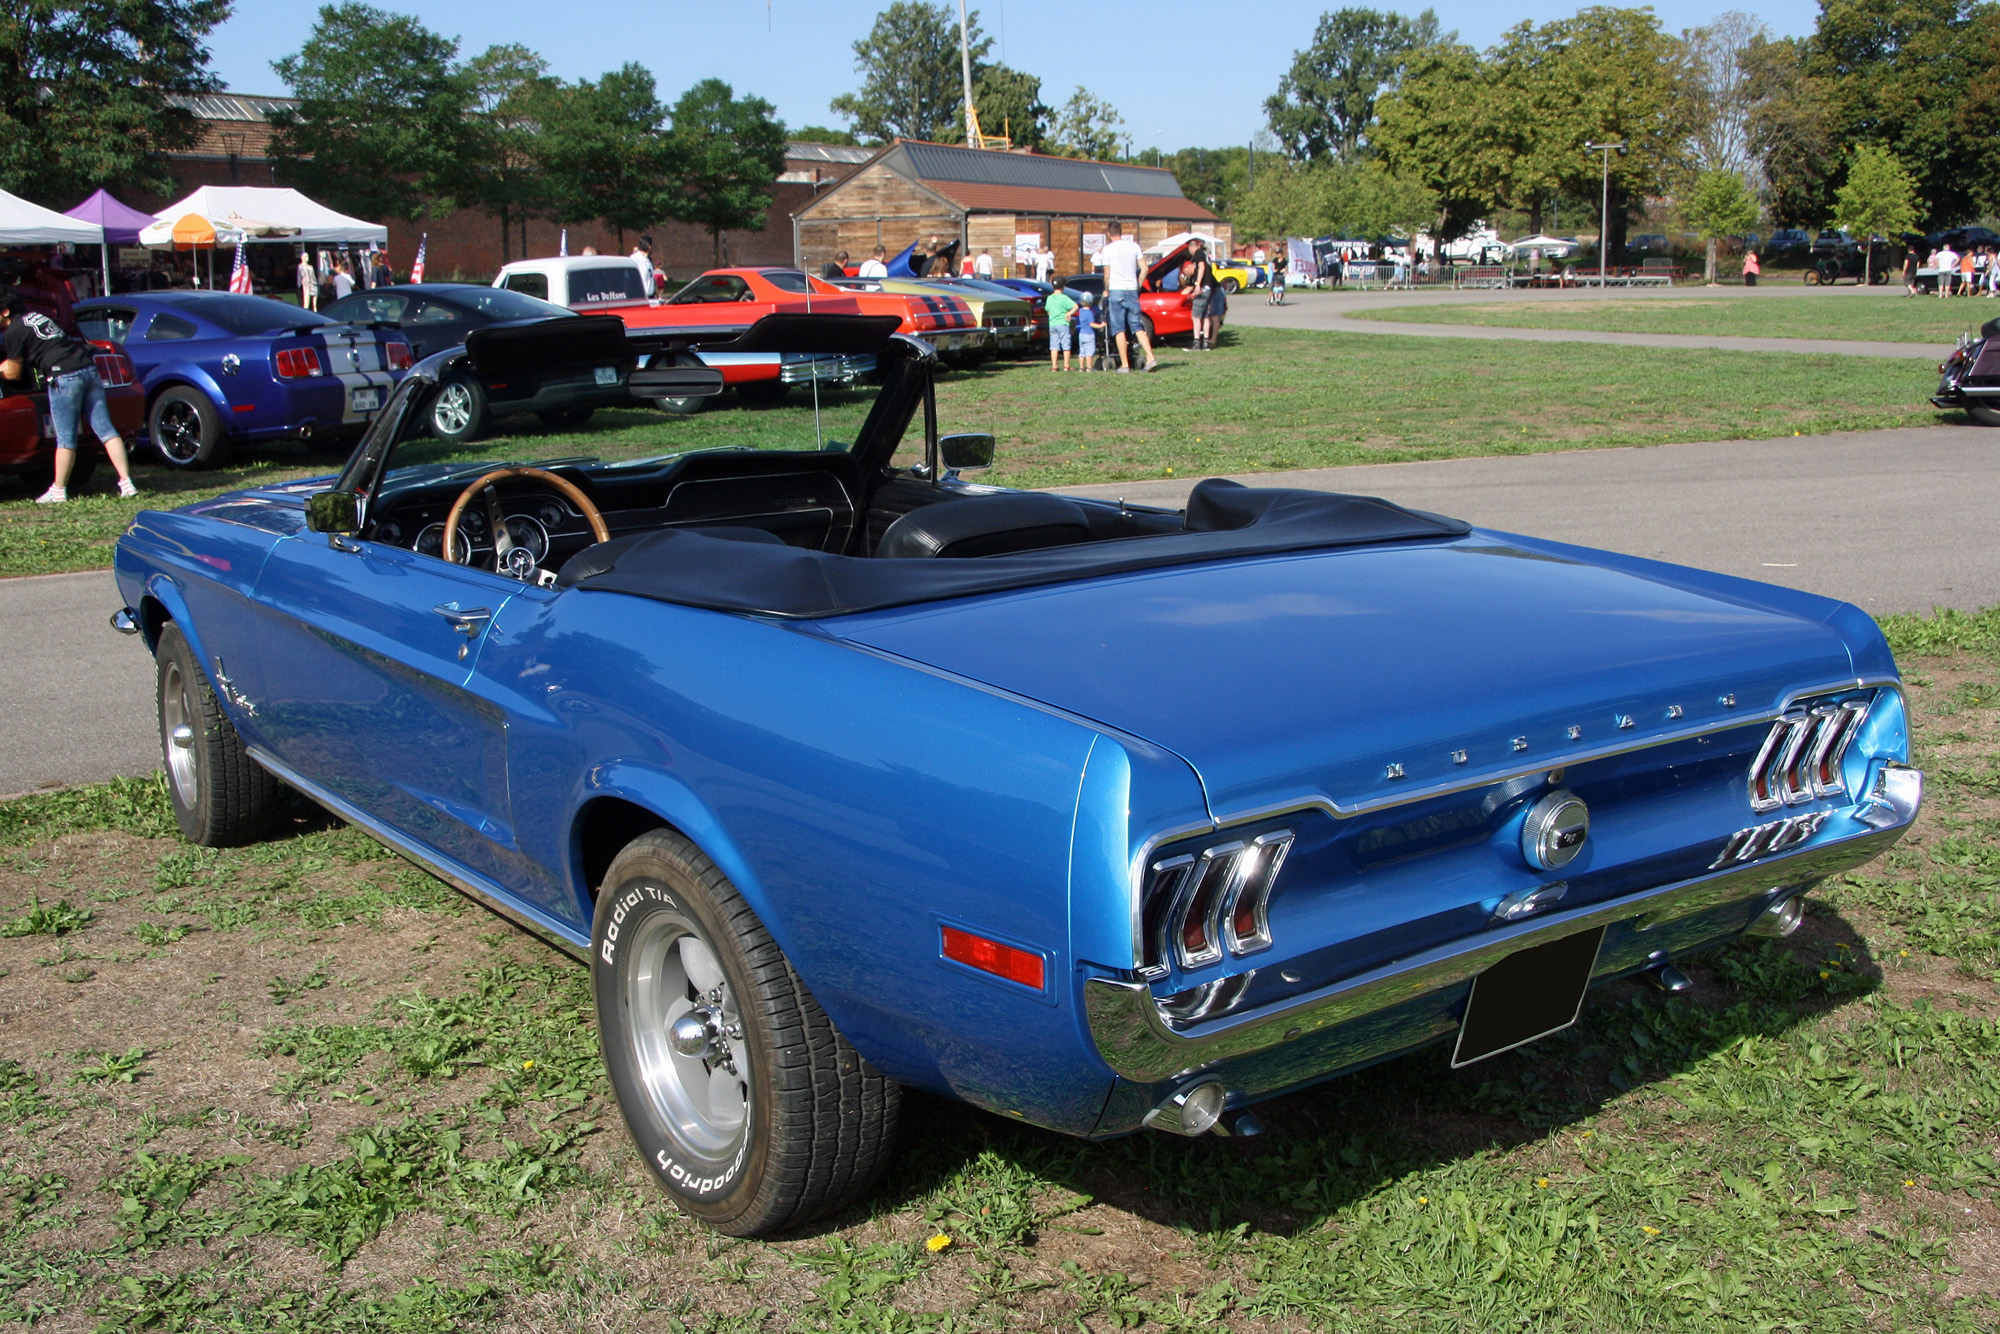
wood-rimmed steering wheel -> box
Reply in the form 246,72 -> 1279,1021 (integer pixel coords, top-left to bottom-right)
442,466 -> 610,579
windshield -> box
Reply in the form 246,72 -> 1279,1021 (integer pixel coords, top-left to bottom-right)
182,294 -> 332,335
374,345 -> 896,485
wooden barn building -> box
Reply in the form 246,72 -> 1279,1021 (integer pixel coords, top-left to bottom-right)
793,140 -> 1225,277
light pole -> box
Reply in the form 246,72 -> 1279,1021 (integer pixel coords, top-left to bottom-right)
1584,141 -> 1624,288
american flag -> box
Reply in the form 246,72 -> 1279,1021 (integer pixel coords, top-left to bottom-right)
227,240 -> 252,294
410,234 -> 427,283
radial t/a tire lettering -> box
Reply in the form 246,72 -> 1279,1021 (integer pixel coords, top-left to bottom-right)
591,829 -> 899,1236
155,622 -> 280,846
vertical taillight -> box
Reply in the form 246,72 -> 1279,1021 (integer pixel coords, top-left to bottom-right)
274,346 -> 324,378
92,351 -> 135,387
1747,696 -> 1870,812
1146,829 -> 1294,971
384,341 -> 413,371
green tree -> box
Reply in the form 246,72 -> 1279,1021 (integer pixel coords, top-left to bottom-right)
1743,35 -> 1841,227
1234,158 -> 1435,241
1680,169 -> 1760,283
1264,7 -> 1449,162
972,64 -> 1049,150
1374,41 -> 1509,249
0,0 -> 231,203
791,125 -> 861,146
1830,144 -> 1920,284
269,3 -> 474,223
829,2 -> 988,144
1050,87 -> 1124,161
536,65 -> 679,247
667,78 -> 788,264
463,43 -> 557,262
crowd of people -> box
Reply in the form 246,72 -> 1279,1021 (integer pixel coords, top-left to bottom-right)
1907,241 -> 2000,297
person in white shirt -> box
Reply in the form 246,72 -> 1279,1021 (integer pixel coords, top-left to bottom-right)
857,245 -> 889,279
331,260 -> 354,301
1097,221 -> 1156,372
974,249 -> 993,278
1936,244 -> 1959,297
1034,248 -> 1054,283
630,240 -> 654,297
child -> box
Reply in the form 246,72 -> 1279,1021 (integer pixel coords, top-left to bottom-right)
1077,292 -> 1100,370
1043,278 -> 1077,371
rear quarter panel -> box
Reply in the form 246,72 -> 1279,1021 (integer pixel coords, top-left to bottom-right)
476,588 -> 1208,1132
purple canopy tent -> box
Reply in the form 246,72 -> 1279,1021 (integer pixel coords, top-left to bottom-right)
65,189 -> 158,295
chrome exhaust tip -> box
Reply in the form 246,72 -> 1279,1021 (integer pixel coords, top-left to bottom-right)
1746,894 -> 1806,939
1143,1080 -> 1227,1136
1645,963 -> 1693,993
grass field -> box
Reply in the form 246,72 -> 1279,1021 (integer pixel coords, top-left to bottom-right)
0,608 -> 1996,1331
0,326 -> 1957,578
1345,296 -> 1994,344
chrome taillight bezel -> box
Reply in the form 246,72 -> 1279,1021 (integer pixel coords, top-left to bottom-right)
1146,829 -> 1294,971
1748,695 -> 1871,812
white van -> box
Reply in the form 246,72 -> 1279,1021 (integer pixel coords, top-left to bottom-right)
493,256 -> 653,312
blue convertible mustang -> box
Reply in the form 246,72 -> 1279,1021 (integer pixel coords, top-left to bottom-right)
112,314 -> 1922,1236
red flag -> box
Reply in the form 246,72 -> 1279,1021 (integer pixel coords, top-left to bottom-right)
227,240 -> 252,294
410,234 -> 427,283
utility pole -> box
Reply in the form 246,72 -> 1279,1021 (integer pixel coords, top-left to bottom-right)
1584,141 -> 1616,288
957,0 -> 978,148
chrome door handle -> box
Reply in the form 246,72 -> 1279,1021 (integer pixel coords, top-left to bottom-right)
432,603 -> 492,637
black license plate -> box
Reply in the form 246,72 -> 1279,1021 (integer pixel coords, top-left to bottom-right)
1451,926 -> 1606,1068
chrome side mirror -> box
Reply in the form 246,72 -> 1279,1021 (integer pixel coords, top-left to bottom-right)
305,489 -> 363,534
939,432 -> 995,472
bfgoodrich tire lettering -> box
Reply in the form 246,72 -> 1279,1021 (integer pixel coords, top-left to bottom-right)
156,622 -> 280,846
591,829 -> 899,1236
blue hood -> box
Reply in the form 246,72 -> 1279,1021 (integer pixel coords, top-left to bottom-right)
830,533 -> 1867,822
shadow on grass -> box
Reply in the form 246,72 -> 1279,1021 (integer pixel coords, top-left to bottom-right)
831,917 -> 1879,1243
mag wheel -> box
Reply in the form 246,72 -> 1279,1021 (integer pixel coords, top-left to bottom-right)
149,387 -> 227,469
1222,277 -> 1240,294
156,622 -> 280,847
592,830 -> 899,1237
429,376 -> 490,444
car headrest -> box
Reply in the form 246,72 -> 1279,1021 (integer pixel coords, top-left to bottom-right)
876,491 -> 1093,559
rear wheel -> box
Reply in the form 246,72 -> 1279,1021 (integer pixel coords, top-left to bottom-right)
1222,277 -> 1241,294
592,829 -> 899,1236
429,377 -> 490,444
1870,267 -> 1890,285
149,387 -> 228,469
1802,267 -> 1823,286
649,355 -> 711,415
156,622 -> 280,847
1967,400 -> 2000,427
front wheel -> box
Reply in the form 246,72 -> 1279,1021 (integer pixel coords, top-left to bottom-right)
149,387 -> 228,469
592,829 -> 899,1236
1967,399 -> 2000,427
156,622 -> 280,846
1222,277 -> 1240,294
1802,268 -> 1823,286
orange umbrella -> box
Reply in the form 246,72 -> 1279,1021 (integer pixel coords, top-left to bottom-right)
170,213 -> 217,250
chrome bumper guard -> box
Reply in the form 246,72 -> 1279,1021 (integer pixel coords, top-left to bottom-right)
1085,768 -> 1922,1084
779,353 -> 877,385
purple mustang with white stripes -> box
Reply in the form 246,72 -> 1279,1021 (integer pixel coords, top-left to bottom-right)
111,312 -> 1921,1236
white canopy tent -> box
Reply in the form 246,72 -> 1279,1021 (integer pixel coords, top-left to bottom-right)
1507,234 -> 1577,256
138,186 -> 386,247
0,187 -> 103,246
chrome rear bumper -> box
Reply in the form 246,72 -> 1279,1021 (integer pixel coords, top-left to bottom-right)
1085,769 -> 1921,1085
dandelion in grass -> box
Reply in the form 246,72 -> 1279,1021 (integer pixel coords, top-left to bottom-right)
926,1234 -> 952,1253
1904,1180 -> 1916,1188
1417,1196 -> 1429,1205
523,1060 -> 534,1070
1820,971 -> 1831,979
1641,1226 -> 1662,1236
1536,1178 -> 1550,1189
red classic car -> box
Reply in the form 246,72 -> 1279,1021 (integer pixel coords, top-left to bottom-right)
1,339 -> 143,494
622,268 -> 992,409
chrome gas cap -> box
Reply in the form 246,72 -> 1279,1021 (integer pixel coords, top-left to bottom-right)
1522,791 -> 1590,871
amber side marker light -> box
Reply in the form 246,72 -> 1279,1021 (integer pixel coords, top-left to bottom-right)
941,926 -> 1046,990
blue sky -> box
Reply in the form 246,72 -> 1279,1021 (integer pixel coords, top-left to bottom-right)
207,2 -> 1824,152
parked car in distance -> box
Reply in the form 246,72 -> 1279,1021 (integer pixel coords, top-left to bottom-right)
324,284 -> 638,443
1627,233 -> 1669,253
74,291 -> 411,468
1805,237 -> 1898,286
845,277 -> 1033,359
111,312 -> 1924,1238
1209,256 -> 1261,293
1765,228 -> 1811,257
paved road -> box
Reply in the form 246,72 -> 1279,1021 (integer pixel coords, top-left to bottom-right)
1229,284 -> 1953,359
4,422 -> 1996,795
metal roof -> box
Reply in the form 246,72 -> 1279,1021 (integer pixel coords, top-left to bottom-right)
895,142 -> 1184,199
164,92 -> 298,122
786,141 -> 875,164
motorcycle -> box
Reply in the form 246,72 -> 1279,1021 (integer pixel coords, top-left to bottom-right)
1932,316 -> 2000,426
